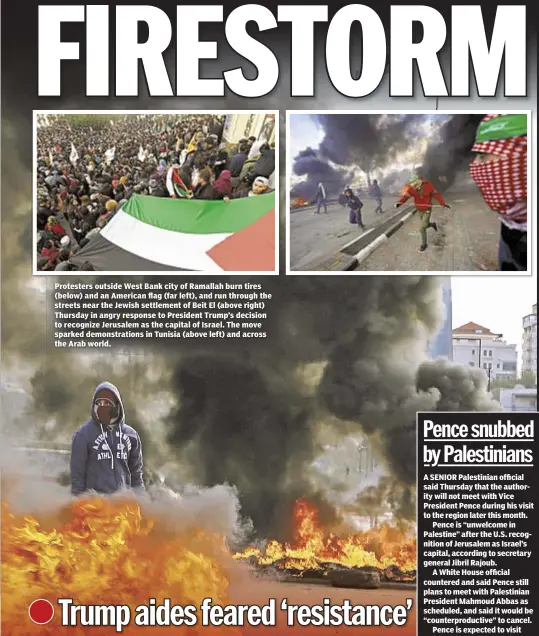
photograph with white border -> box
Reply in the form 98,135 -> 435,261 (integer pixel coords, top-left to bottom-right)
34,110 -> 279,275
286,110 -> 531,276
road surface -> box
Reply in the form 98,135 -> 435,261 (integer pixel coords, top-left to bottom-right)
289,199 -> 392,271
357,192 -> 499,272
230,572 -> 416,635
289,191 -> 501,272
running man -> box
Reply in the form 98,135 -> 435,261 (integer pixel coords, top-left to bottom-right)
395,176 -> 451,252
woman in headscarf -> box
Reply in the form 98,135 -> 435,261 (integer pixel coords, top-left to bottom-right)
469,113 -> 527,271
46,215 -> 66,238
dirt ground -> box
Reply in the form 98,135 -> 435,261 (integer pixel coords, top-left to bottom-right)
228,574 -> 416,635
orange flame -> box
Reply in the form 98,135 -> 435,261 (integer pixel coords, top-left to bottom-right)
291,197 -> 309,208
234,499 -> 416,574
1,498 -> 240,635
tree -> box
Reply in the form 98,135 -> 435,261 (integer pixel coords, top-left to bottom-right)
489,371 -> 536,400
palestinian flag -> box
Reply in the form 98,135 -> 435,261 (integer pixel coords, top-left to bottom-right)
166,167 -> 192,198
70,193 -> 276,272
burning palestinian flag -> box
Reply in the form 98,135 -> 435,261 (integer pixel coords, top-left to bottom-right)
70,193 -> 276,272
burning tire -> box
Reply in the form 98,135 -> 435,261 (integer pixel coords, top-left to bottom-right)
330,567 -> 381,589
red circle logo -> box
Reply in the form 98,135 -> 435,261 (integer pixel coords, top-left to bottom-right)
29,599 -> 55,624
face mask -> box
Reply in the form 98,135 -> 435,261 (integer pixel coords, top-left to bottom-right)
469,114 -> 527,215
469,139 -> 527,213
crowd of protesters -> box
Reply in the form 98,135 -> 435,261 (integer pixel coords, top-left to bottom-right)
35,114 -> 276,271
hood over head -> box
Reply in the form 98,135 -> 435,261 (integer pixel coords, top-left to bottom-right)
91,381 -> 125,427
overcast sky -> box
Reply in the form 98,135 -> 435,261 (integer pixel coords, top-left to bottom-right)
451,277 -> 536,356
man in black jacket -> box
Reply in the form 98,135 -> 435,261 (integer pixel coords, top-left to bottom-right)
344,188 -> 365,229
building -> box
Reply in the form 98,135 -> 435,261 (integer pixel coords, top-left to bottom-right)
499,386 -> 537,412
428,277 -> 453,359
223,113 -> 276,145
522,303 -> 537,382
452,322 -> 517,380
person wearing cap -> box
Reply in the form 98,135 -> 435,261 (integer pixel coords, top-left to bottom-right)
396,176 -> 451,253
223,176 -> 271,201
469,113 -> 527,271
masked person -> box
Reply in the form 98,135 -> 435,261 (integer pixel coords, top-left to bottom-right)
70,382 -> 144,496
469,113 -> 527,271
396,176 -> 451,252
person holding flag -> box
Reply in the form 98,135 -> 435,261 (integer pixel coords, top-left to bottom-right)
395,175 -> 451,252
166,164 -> 193,198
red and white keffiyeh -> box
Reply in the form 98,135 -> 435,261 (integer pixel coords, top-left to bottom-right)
469,114 -> 527,224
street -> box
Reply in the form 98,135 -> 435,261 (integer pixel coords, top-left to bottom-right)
289,191 -> 501,272
289,200 -> 391,271
230,571 -> 416,635
356,192 -> 499,272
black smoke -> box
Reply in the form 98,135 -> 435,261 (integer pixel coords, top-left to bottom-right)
418,114 -> 485,191
290,147 -> 353,200
291,114 -> 486,200
316,114 -> 426,172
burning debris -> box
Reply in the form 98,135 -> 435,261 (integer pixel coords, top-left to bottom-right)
234,499 -> 416,588
291,197 -> 310,208
1,492 -> 243,636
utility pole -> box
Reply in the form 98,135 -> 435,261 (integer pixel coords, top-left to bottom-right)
477,338 -> 482,369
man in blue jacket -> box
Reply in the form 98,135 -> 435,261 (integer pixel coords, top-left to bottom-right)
70,382 -> 145,495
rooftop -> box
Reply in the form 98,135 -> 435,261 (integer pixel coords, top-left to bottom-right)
452,321 -> 502,337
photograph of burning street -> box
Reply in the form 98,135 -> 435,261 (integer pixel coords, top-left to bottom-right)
288,113 -> 529,273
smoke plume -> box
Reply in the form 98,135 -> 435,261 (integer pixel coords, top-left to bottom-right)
290,147 -> 354,199
290,113 -> 486,199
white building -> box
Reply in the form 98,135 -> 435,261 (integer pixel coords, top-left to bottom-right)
223,113 -> 276,145
452,322 -> 517,380
499,386 -> 537,412
522,303 -> 537,382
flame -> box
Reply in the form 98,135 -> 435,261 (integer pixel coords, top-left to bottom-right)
291,197 -> 309,208
234,499 -> 416,575
1,498 -> 241,635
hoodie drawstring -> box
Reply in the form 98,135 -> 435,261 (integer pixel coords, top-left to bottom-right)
99,422 -> 115,471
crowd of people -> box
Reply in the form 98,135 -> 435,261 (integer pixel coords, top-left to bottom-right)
36,114 -> 276,272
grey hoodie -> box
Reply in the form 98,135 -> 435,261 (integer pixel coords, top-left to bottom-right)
70,382 -> 144,495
